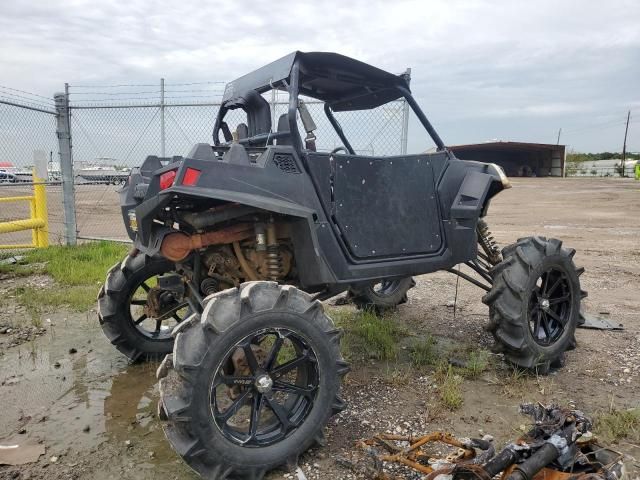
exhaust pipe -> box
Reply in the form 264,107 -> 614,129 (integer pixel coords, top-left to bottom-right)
160,223 -> 254,261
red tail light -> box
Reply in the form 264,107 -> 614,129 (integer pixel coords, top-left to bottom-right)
159,170 -> 177,190
182,167 -> 201,186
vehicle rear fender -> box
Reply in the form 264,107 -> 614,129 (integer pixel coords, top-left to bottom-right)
136,187 -> 337,286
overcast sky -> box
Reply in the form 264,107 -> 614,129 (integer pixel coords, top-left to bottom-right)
1,0 -> 639,153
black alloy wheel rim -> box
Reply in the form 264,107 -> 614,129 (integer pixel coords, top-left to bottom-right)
210,327 -> 319,447
529,267 -> 573,346
128,276 -> 188,340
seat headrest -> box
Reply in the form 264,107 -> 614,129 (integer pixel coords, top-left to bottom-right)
276,114 -> 292,146
236,123 -> 248,140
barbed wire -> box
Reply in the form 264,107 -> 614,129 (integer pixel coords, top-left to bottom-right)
69,83 -> 159,89
0,91 -> 54,108
0,85 -> 53,102
165,81 -> 226,86
69,94 -> 225,104
164,89 -> 225,94
69,81 -> 226,89
69,90 -> 162,96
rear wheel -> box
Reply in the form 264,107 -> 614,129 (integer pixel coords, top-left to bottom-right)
98,254 -> 188,361
157,282 -> 349,479
349,276 -> 415,312
482,237 -> 586,371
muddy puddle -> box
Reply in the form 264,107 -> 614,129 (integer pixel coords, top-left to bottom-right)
0,313 -> 195,479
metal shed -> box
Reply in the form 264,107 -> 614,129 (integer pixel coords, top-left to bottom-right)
450,141 -> 565,177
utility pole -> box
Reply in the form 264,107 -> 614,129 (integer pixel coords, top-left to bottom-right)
556,128 -> 562,145
160,78 -> 166,157
621,110 -> 630,177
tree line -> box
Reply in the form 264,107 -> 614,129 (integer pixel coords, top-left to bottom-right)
567,151 -> 640,163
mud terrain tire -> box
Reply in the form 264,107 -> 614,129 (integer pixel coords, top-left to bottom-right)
157,282 -> 349,480
350,277 -> 415,312
98,254 -> 177,362
483,237 -> 585,371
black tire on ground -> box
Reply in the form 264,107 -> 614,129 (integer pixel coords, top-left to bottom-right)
97,254 -> 181,362
482,236 -> 586,371
349,276 -> 415,312
157,282 -> 349,480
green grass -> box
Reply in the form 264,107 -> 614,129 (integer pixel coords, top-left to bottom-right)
500,365 -> 529,397
437,364 -> 463,410
0,262 -> 41,276
462,349 -> 490,378
595,408 -> 640,443
409,335 -> 437,367
331,309 -> 406,361
21,241 -> 129,285
2,241 -> 129,317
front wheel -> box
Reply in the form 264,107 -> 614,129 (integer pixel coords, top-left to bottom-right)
157,282 -> 349,479
482,237 -> 586,371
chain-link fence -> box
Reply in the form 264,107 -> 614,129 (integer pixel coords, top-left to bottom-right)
65,82 -> 410,241
564,160 -> 638,177
0,98 -> 68,247
1,78 -> 410,246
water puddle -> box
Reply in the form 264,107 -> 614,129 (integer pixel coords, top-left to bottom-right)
0,313 -> 190,476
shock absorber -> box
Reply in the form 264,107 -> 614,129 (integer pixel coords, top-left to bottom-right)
477,218 -> 502,266
265,220 -> 283,281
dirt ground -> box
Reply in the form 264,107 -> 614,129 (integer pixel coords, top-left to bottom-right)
1,177 -> 639,479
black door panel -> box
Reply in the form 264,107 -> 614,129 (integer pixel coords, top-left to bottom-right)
307,152 -> 444,260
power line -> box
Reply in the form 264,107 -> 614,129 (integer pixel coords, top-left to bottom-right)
562,118 -> 629,135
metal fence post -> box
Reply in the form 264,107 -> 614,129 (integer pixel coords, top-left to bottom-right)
54,89 -> 77,246
160,78 -> 166,157
400,68 -> 411,155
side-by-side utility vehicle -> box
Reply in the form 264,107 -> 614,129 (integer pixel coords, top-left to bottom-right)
98,51 -> 585,479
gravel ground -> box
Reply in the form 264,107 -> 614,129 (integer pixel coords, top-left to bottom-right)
1,177 -> 639,479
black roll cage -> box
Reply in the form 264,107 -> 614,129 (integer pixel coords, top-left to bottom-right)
212,56 -> 445,154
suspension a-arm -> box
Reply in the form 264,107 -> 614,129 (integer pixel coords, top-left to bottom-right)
447,219 -> 501,292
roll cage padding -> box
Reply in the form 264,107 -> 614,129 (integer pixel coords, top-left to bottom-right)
213,90 -> 271,144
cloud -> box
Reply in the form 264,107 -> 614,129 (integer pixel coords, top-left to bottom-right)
1,0 -> 639,151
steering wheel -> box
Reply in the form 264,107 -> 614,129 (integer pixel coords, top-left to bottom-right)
330,146 -> 348,155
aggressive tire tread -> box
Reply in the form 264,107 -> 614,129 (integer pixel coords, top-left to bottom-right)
350,276 -> 415,312
482,236 -> 584,371
98,254 -> 175,362
158,281 -> 349,480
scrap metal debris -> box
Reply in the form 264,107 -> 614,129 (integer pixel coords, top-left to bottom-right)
578,312 -> 624,331
353,403 -> 625,480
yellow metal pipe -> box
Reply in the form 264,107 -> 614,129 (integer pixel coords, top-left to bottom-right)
33,168 -> 49,247
30,196 -> 37,247
0,244 -> 36,249
0,168 -> 48,248
0,196 -> 34,203
0,218 -> 45,234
